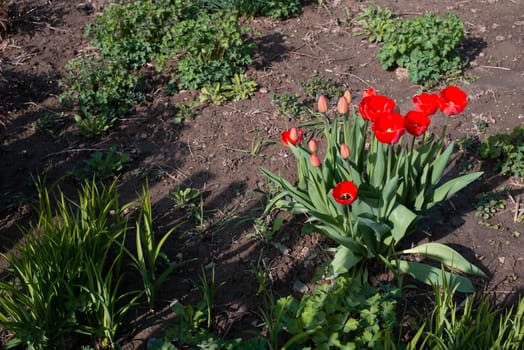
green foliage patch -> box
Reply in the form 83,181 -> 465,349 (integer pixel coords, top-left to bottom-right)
479,126 -> 524,180
278,276 -> 399,349
356,6 -> 465,84
202,0 -> 302,19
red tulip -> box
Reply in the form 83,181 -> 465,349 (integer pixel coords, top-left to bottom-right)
337,96 -> 349,114
405,110 -> 431,136
310,153 -> 321,167
317,95 -> 329,113
281,127 -> 304,146
363,88 -> 377,97
343,89 -> 352,104
308,138 -> 318,153
340,143 -> 350,159
358,95 -> 396,122
332,181 -> 358,205
412,93 -> 440,116
439,86 -> 468,116
371,111 -> 405,144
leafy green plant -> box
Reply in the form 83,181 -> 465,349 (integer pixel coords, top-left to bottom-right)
160,10 -> 255,90
299,72 -> 345,100
199,83 -> 229,105
60,57 -> 142,133
169,185 -> 205,231
74,112 -> 117,138
225,73 -> 258,101
407,274 -> 524,350
247,215 -> 284,244
85,0 -> 199,70
278,275 -> 399,349
75,146 -> 129,181
0,179 -> 136,349
31,113 -> 64,139
475,189 -> 507,220
198,266 -> 224,330
479,126 -> 524,180
202,0 -> 301,19
356,6 -> 465,84
262,87 -> 485,290
127,186 -> 184,308
271,92 -> 307,119
173,101 -> 200,124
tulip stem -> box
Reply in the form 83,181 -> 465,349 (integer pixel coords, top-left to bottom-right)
438,115 -> 449,155
387,144 -> 392,184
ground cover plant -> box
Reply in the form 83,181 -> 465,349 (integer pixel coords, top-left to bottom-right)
1,0 -> 524,349
354,5 -> 465,84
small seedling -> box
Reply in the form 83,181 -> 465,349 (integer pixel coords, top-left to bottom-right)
31,113 -> 64,139
173,101 -> 199,124
75,146 -> 129,181
271,92 -> 306,119
224,73 -> 257,101
475,189 -> 507,219
299,72 -> 344,99
199,83 -> 228,105
169,185 -> 205,229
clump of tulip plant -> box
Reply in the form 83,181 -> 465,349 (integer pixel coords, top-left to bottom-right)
262,86 -> 486,292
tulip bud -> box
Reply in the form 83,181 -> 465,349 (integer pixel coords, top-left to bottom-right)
289,127 -> 299,142
308,138 -> 318,153
337,96 -> 349,114
310,153 -> 321,167
363,88 -> 377,97
317,95 -> 329,113
340,144 -> 350,159
343,89 -> 352,104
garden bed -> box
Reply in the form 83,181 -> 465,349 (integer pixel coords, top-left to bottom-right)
0,0 -> 523,348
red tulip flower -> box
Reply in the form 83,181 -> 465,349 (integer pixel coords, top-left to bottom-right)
332,181 -> 358,205
362,88 -> 377,97
281,127 -> 304,146
358,95 -> 396,122
371,111 -> 405,144
412,93 -> 440,116
439,86 -> 468,116
405,110 -> 431,137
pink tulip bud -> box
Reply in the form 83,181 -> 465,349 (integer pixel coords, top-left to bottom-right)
317,95 -> 329,113
343,89 -> 352,104
337,96 -> 349,114
289,127 -> 299,142
308,138 -> 318,153
340,144 -> 350,159
310,153 -> 321,167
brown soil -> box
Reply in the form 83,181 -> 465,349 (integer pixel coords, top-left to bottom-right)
1,0 -> 523,348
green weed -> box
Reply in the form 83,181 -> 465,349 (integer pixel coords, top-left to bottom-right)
355,6 -> 465,84
0,179 -> 136,348
74,146 -> 129,181
406,274 -> 524,350
480,126 -> 524,180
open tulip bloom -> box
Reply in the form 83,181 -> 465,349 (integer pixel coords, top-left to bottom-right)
262,86 -> 486,292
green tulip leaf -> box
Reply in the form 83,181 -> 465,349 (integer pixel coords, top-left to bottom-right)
430,142 -> 454,186
395,260 -> 475,293
424,171 -> 483,210
389,204 -> 418,242
332,246 -> 362,276
401,242 -> 487,277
